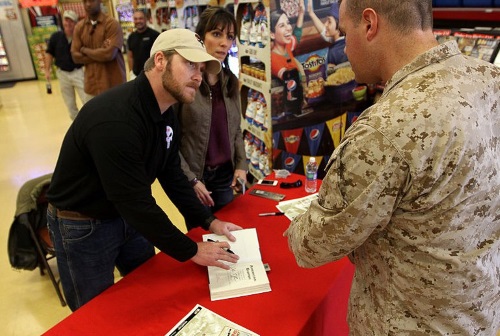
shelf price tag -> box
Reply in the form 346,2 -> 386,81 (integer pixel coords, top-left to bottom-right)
244,47 -> 257,56
243,76 -> 263,89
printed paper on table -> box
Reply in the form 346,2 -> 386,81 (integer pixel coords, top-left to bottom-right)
165,304 -> 259,336
276,193 -> 319,220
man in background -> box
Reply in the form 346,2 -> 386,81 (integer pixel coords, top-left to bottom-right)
71,0 -> 126,100
285,0 -> 499,334
45,10 -> 86,119
127,10 -> 159,80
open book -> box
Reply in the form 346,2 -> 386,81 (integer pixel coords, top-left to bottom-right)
165,304 -> 259,336
203,228 -> 271,301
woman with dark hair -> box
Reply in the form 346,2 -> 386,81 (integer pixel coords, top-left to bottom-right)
177,6 -> 247,225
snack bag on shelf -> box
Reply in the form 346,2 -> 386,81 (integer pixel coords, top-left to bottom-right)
258,7 -> 268,48
239,4 -> 252,46
245,89 -> 257,123
249,4 -> 262,46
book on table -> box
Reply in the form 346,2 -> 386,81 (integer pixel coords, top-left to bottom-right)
203,228 -> 271,301
165,304 -> 259,336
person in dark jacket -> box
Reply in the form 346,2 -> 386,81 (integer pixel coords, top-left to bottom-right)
47,29 -> 241,311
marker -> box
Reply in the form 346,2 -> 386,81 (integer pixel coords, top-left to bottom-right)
206,238 -> 235,254
258,212 -> 285,217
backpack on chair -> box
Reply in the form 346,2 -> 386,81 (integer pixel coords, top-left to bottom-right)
8,214 -> 39,270
7,173 -> 52,270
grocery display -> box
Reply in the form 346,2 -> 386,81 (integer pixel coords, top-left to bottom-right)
434,29 -> 499,62
28,26 -> 58,81
432,7 -> 500,64
235,0 -> 364,180
151,0 -> 209,32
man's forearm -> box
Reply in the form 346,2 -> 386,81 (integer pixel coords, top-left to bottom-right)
80,45 -> 119,62
71,51 -> 92,64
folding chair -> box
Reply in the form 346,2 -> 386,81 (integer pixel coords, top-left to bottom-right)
9,173 -> 66,306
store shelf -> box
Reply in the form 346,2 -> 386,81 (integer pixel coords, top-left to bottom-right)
239,73 -> 270,93
248,165 -> 265,180
242,119 -> 268,140
238,43 -> 270,61
433,7 -> 500,22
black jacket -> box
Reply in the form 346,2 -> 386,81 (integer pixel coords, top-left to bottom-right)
47,72 -> 212,261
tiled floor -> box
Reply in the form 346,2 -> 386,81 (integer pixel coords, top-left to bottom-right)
0,79 -> 185,335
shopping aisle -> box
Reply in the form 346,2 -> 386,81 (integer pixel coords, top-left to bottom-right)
0,79 -> 185,335
0,79 -> 73,335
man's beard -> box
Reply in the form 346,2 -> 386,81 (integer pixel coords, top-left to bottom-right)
161,63 -> 198,104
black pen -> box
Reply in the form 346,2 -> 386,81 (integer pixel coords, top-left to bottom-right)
258,212 -> 285,217
206,238 -> 235,254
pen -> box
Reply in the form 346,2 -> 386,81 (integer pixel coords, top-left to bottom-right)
258,212 -> 285,217
206,238 -> 235,254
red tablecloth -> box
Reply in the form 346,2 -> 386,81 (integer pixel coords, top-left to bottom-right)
44,174 -> 354,335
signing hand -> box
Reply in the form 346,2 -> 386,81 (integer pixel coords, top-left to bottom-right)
191,241 -> 240,270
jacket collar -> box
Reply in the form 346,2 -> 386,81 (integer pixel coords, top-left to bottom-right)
134,72 -> 171,123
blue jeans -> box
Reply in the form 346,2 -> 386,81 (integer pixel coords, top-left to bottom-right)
47,209 -> 155,311
186,162 -> 234,231
203,162 -> 234,213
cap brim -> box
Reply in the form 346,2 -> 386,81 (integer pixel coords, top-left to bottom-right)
176,48 -> 221,75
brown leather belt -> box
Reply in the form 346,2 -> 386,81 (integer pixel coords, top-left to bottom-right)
48,203 -> 94,221
205,165 -> 220,172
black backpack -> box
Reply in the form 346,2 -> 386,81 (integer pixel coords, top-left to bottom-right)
7,174 -> 52,271
8,214 -> 39,270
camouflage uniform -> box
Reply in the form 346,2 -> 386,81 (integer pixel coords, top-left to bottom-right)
285,41 -> 500,335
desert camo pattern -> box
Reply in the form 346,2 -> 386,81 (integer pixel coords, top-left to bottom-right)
285,41 -> 500,335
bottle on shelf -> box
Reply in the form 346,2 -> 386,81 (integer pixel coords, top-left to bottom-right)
283,59 -> 303,115
305,157 -> 318,193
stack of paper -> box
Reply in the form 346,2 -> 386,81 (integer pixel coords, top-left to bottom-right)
165,304 -> 259,336
203,228 -> 271,301
276,193 -> 318,220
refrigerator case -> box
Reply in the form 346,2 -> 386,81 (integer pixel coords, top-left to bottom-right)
0,29 -> 9,72
0,0 -> 36,82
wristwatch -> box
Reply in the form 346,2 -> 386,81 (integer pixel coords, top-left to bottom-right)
190,177 -> 199,187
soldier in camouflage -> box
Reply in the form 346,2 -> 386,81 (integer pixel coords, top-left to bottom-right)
284,0 -> 500,334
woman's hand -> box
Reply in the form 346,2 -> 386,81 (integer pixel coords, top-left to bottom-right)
193,181 -> 215,207
231,169 -> 247,193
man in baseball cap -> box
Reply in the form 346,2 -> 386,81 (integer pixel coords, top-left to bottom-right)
150,28 -> 221,75
62,9 -> 79,23
47,28 -> 239,311
44,9 -> 85,119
